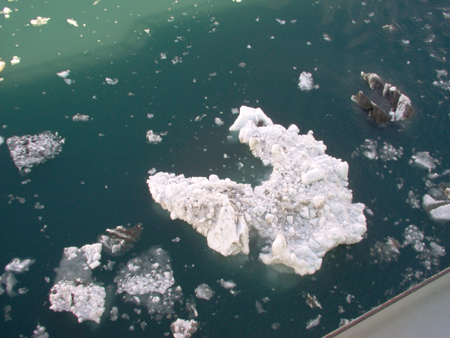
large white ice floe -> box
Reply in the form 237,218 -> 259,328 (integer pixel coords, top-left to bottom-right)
114,247 -> 183,320
7,131 -> 64,175
147,106 -> 366,275
49,244 -> 105,323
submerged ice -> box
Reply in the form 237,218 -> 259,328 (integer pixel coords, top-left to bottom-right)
148,106 -> 366,275
114,247 -> 183,320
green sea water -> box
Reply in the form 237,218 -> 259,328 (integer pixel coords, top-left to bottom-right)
1,0 -> 450,337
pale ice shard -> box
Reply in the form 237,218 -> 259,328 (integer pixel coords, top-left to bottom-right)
147,106 -> 366,275
7,131 -> 64,175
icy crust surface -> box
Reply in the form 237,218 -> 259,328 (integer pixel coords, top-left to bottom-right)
49,244 -> 105,323
7,131 -> 64,174
114,247 -> 183,319
147,106 -> 367,275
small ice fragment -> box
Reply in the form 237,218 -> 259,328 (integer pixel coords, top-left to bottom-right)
57,70 -> 70,78
346,294 -> 355,303
32,323 -> 49,338
172,237 -> 181,242
231,108 -> 239,114
30,17 -> 50,26
306,315 -> 321,330
146,130 -> 163,144
238,62 -> 246,68
323,34 -> 332,41
195,283 -> 214,300
402,40 -> 410,45
306,293 -> 322,309
272,322 -> 281,330
105,78 -> 118,85
247,45 -> 252,49
148,168 -> 157,175
214,118 -> 224,126
255,300 -> 265,313
5,258 -> 35,273
299,72 -> 319,91
64,79 -> 72,85
72,113 -> 90,122
67,19 -> 78,27
170,319 -> 198,338
276,19 -> 286,25
218,279 -> 236,289
10,56 -> 20,66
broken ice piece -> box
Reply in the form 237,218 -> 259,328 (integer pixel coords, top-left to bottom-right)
57,70 -> 70,78
105,77 -> 118,85
67,18 -> 78,27
299,72 -> 319,91
30,17 -> 50,26
306,293 -> 322,309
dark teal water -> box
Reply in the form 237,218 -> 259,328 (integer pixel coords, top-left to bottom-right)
1,0 -> 450,337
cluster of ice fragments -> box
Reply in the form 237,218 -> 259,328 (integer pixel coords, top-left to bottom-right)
7,131 -> 64,174
352,140 -> 403,161
49,244 -> 105,323
0,258 -> 35,297
114,247 -> 183,320
352,72 -> 414,123
148,106 -> 366,275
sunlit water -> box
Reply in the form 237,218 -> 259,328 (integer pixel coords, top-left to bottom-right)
1,0 -> 450,337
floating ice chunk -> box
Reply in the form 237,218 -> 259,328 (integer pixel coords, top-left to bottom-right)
299,72 -> 319,91
32,323 -> 49,338
423,194 -> 450,221
105,77 -> 118,85
148,106 -> 366,275
411,151 -> 437,170
0,61 -> 5,73
57,70 -> 70,78
0,136 -> 4,145
98,223 -> 143,256
30,17 -> 50,26
72,113 -> 90,122
49,280 -> 105,323
195,283 -> 214,300
171,319 -> 198,338
5,258 -> 35,273
67,18 -> 78,27
306,293 -> 322,309
276,19 -> 286,25
219,279 -> 237,289
214,117 -> 224,126
7,131 -> 64,175
255,300 -> 265,313
50,244 -> 105,323
146,130 -> 163,144
306,314 -> 321,329
10,56 -> 20,65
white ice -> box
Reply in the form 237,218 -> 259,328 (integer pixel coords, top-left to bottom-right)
147,106 -> 366,275
298,72 -> 319,91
